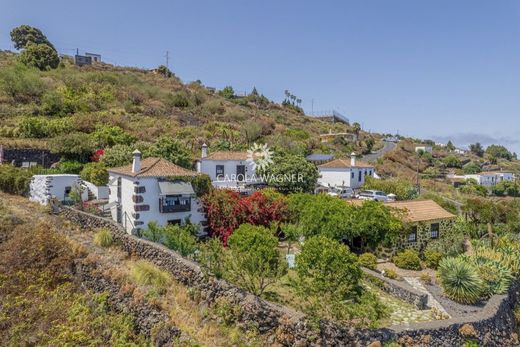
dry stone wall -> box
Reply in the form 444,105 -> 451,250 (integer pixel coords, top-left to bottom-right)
61,207 -> 520,346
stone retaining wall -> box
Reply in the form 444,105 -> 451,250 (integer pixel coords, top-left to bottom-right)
72,259 -> 183,345
362,267 -> 428,310
61,207 -> 520,346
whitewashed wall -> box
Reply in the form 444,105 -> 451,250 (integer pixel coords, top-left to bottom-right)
30,174 -> 88,205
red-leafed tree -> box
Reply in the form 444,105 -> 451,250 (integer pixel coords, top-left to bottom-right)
202,189 -> 288,244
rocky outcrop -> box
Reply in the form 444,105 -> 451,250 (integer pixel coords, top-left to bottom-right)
61,207 -> 520,346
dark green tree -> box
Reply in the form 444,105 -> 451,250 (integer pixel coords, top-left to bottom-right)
469,142 -> 485,157
218,86 -> 235,99
10,25 -> 55,50
258,154 -> 319,193
485,144 -> 513,161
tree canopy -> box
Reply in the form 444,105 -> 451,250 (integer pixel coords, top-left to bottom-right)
10,25 -> 56,50
258,153 -> 319,193
18,44 -> 59,71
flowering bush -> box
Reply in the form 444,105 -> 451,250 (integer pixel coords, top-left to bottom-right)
202,189 -> 288,244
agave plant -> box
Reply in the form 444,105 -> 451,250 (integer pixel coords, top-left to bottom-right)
437,257 -> 484,304
472,255 -> 513,297
475,246 -> 520,278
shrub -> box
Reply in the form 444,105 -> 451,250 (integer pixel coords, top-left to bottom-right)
57,160 -> 84,174
197,237 -> 226,279
225,224 -> 286,295
130,260 -> 171,290
168,91 -> 190,108
359,253 -> 378,270
419,273 -> 432,285
437,257 -> 483,304
471,255 -> 513,298
0,63 -> 44,102
381,268 -> 400,280
162,224 -> 198,257
19,43 -> 59,71
93,228 -> 113,248
393,249 -> 422,270
0,165 -> 32,195
141,221 -> 164,243
423,249 -> 443,269
80,162 -> 108,186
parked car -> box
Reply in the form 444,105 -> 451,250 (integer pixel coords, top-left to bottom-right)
357,190 -> 389,202
327,187 -> 354,199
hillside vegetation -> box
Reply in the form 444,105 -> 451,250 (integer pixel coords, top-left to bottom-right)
0,50 -> 378,165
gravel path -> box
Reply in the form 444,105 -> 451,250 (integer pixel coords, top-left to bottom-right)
404,277 -> 450,318
425,282 -> 486,317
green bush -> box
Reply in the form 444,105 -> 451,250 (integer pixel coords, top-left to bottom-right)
381,268 -> 400,280
392,249 -> 422,270
197,237 -> 226,279
162,223 -> 198,257
57,160 -> 84,174
93,228 -> 113,248
359,253 -> 378,270
471,256 -> 513,298
0,63 -> 44,103
437,257 -> 483,304
0,165 -> 32,195
130,260 -> 171,290
19,43 -> 59,71
423,249 -> 443,269
168,91 -> 191,108
225,224 -> 286,295
80,162 -> 108,186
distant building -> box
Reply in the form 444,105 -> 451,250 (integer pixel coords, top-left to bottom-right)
85,52 -> 101,63
306,110 -> 350,125
196,144 -> 262,193
415,145 -> 433,154
74,52 -> 101,66
448,171 -> 515,187
317,153 -> 375,190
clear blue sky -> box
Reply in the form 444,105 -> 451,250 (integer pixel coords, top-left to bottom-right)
2,0 -> 519,152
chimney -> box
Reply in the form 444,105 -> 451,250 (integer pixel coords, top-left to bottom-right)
132,149 -> 141,173
350,152 -> 357,166
201,143 -> 208,159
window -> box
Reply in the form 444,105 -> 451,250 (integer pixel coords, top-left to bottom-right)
431,223 -> 440,239
168,219 -> 182,225
408,227 -> 417,242
159,195 -> 191,213
351,172 -> 355,179
236,165 -> 246,182
64,186 -> 72,198
358,171 -> 362,182
216,165 -> 225,179
134,186 -> 146,193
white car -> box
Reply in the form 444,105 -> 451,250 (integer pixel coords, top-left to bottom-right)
327,187 -> 354,199
357,190 -> 389,202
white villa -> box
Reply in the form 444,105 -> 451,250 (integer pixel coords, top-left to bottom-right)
197,144 -> 261,191
108,150 -> 205,234
449,171 -> 515,187
317,153 -> 375,190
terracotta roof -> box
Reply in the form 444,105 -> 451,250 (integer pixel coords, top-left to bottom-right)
318,158 -> 373,169
203,151 -> 250,161
347,199 -> 455,223
108,157 -> 199,178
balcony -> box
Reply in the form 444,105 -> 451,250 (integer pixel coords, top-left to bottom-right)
159,197 -> 191,213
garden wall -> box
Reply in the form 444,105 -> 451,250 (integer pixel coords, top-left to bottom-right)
61,207 -> 520,346
362,268 -> 428,310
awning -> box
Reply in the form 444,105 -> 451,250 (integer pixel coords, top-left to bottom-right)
158,181 -> 195,195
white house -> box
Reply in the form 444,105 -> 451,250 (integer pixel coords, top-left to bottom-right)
317,153 -> 375,190
197,144 -> 261,191
107,150 -> 205,234
29,174 -> 88,205
449,171 -> 515,187
415,145 -> 433,154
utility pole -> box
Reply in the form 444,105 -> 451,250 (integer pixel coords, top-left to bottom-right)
165,51 -> 169,69
311,99 -> 314,114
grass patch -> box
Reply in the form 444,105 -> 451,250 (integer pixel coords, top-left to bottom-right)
93,228 -> 113,248
130,260 -> 171,291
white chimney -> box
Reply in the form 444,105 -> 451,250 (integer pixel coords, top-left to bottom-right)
201,143 -> 208,159
132,149 -> 141,173
350,152 -> 357,166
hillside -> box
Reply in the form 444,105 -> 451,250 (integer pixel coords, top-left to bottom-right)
0,51 -> 381,162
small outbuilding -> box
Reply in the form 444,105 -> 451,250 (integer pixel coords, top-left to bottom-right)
29,174 -> 88,205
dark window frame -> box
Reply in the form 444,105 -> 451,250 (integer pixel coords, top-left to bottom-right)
408,226 -> 418,243
430,223 -> 440,239
216,165 -> 225,179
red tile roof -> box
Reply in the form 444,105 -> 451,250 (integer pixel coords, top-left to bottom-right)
318,158 -> 373,169
347,199 -> 455,222
203,151 -> 250,161
107,157 -> 199,178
